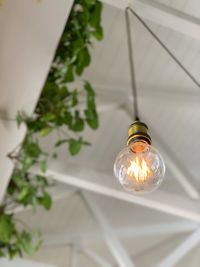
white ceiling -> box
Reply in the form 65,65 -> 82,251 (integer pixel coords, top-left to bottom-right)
0,0 -> 73,202
1,0 -> 200,266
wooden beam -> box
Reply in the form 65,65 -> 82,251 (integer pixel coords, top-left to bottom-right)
158,228 -> 200,267
100,0 -> 200,40
81,192 -> 135,267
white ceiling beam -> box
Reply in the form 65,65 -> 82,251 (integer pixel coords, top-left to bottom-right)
100,0 -> 129,9
82,249 -> 112,267
81,192 -> 135,267
117,221 -> 198,238
133,235 -> 176,263
71,245 -> 77,267
124,101 -> 200,200
0,0 -> 74,204
33,168 -> 200,222
100,0 -> 200,41
150,125 -> 200,200
95,84 -> 200,106
43,221 -> 198,246
97,102 -> 123,113
157,228 -> 200,267
0,258 -> 57,267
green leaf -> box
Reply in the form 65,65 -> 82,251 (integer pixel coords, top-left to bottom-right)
22,157 -> 33,172
82,48 -> 91,66
41,82 -> 59,102
76,48 -> 91,76
89,2 -> 103,41
20,232 -> 33,255
70,111 -> 84,132
31,196 -> 38,212
40,160 -> 47,173
92,26 -> 103,40
59,87 -> 69,99
16,112 -> 25,127
0,250 -> 5,258
39,126 -> 53,137
38,192 -> 52,210
82,140 -> 91,146
84,81 -> 95,98
17,186 -> 30,202
0,215 -> 14,244
25,142 -> 41,158
55,139 -> 69,147
19,230 -> 41,256
25,119 -> 44,132
33,230 -> 42,251
7,182 -> 16,196
12,174 -> 23,188
64,64 -> 74,82
52,153 -> 57,159
69,138 -> 82,156
84,81 -> 99,129
8,246 -> 19,259
85,0 -> 96,5
36,175 -> 48,186
41,113 -> 56,122
84,108 -> 99,129
89,1 -> 103,29
71,90 -> 78,107
63,112 -> 73,126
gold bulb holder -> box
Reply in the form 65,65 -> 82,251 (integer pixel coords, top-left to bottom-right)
127,121 -> 152,147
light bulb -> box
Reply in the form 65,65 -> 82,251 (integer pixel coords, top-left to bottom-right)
114,121 -> 165,194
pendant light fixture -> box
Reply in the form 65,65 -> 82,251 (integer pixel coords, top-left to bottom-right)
114,7 -> 200,194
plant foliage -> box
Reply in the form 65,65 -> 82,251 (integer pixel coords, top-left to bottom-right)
1,0 -> 103,258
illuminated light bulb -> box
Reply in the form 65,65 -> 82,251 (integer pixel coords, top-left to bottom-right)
114,121 -> 165,194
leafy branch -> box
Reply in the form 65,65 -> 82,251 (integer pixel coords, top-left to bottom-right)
0,0 -> 103,259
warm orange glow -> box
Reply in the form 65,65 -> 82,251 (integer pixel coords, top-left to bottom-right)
127,157 -> 151,182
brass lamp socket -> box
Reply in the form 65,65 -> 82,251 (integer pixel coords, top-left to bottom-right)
127,121 -> 152,146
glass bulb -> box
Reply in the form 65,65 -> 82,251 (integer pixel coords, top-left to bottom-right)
114,141 -> 165,194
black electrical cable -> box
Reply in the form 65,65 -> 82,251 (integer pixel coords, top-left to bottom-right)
125,6 -> 200,121
125,8 -> 140,121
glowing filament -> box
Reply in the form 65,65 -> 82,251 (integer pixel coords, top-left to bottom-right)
127,157 -> 150,182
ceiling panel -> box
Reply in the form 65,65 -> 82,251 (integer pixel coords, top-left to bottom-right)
155,0 -> 200,18
83,3 -> 200,94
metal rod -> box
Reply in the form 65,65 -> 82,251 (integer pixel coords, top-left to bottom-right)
126,6 -> 200,90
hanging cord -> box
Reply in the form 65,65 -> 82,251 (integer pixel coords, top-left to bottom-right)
125,8 -> 140,121
125,6 -> 200,121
